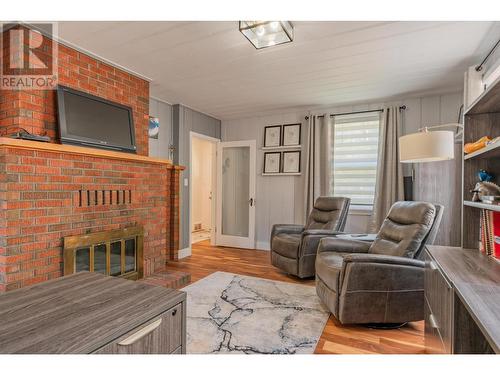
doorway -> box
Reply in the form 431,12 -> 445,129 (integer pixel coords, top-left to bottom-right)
190,132 -> 217,248
215,140 -> 256,249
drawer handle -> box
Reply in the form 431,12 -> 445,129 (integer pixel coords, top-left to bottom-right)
172,309 -> 177,316
429,314 -> 439,329
117,318 -> 162,346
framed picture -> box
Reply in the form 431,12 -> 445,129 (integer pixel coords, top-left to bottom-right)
264,125 -> 282,147
148,116 -> 159,139
282,151 -> 301,173
282,123 -> 301,146
263,152 -> 281,174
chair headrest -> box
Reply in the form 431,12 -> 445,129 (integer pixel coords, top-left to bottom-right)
314,196 -> 349,211
386,201 -> 435,226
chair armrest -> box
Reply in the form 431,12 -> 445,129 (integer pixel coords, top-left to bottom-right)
302,229 -> 341,236
299,230 -> 341,256
270,224 -> 304,244
271,224 -> 304,235
340,254 -> 424,294
317,237 -> 371,254
342,253 -> 424,268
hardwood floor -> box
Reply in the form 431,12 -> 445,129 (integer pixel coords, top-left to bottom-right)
166,240 -> 425,354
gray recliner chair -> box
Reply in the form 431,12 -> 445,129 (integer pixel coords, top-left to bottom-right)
270,197 -> 350,278
315,201 -> 443,325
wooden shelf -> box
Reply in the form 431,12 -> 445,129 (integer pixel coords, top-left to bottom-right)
0,137 -> 174,166
261,145 -> 301,151
465,74 -> 500,115
463,200 -> 500,212
262,172 -> 301,176
464,140 -> 500,160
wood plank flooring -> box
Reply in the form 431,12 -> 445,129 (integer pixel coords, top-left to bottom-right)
165,240 -> 425,354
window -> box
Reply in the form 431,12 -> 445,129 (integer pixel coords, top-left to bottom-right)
331,112 -> 381,208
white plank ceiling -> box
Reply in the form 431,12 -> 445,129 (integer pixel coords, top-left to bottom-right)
57,21 -> 496,120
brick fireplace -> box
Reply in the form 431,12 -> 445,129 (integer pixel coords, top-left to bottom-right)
0,25 -> 183,292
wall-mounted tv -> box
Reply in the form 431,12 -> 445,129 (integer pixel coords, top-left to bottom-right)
57,85 -> 137,153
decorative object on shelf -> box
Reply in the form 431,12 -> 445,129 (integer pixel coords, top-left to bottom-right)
148,116 -> 159,139
471,181 -> 500,202
479,209 -> 500,259
399,123 -> 462,163
282,123 -> 301,146
464,136 -> 491,154
239,21 -> 294,50
486,136 -> 500,147
282,151 -> 301,173
264,125 -> 282,147
263,152 -> 281,174
481,196 -> 500,205
494,212 -> 500,259
478,169 -> 494,182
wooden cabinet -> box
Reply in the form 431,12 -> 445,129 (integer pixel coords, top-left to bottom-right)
424,250 -> 453,353
0,272 -> 186,354
94,304 -> 184,354
424,246 -> 500,354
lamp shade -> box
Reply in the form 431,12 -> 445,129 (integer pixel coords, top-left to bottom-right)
399,130 -> 455,163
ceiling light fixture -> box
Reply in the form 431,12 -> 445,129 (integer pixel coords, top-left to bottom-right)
239,21 -> 293,49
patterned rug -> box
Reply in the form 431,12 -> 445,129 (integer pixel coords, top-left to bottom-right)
181,272 -> 329,354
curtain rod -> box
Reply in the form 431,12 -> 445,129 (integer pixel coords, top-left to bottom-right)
304,105 -> 406,120
476,38 -> 500,72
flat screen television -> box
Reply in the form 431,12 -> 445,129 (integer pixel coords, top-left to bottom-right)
57,85 -> 137,153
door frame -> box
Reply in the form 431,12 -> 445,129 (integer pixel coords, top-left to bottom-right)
215,139 -> 256,249
189,131 -> 219,255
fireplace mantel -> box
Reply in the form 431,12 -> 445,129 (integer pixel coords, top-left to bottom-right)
0,137 -> 175,167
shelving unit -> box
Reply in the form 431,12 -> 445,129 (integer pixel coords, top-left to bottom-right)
462,75 -> 500,249
464,140 -> 500,160
463,200 -> 500,212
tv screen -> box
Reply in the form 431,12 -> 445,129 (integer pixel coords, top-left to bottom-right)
57,85 -> 136,153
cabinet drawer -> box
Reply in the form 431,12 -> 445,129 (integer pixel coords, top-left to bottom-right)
424,298 -> 446,354
424,250 -> 453,353
94,303 -> 183,354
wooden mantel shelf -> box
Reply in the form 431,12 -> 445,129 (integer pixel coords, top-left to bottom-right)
0,137 -> 175,167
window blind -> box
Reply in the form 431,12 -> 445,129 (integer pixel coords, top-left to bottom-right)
331,112 -> 381,207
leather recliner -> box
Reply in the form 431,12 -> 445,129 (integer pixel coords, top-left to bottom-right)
270,197 -> 350,278
315,201 -> 443,325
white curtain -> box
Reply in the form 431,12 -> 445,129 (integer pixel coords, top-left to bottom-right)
369,106 -> 405,232
304,114 -> 334,219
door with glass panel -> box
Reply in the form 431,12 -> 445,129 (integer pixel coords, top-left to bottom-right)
215,140 -> 256,249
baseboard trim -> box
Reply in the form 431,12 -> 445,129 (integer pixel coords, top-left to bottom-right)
178,247 -> 191,259
256,241 -> 270,251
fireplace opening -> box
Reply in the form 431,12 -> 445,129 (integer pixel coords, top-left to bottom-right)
63,226 -> 144,280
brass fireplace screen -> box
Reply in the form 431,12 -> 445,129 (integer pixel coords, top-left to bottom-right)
63,226 -> 144,280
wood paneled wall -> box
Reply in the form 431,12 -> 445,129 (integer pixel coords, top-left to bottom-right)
222,91 -> 463,249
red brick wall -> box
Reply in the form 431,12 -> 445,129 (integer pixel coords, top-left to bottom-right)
0,25 -> 150,156
0,145 -> 183,292
0,25 -> 183,292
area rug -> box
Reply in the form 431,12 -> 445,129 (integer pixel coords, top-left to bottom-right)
181,271 -> 329,354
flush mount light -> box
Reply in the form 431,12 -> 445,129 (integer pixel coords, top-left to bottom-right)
239,21 -> 294,49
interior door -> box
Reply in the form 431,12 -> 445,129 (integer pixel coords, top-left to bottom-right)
216,140 -> 256,249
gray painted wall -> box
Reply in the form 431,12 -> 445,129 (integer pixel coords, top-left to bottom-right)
222,91 -> 464,249
173,104 -> 221,251
149,98 -> 173,160
148,100 -> 221,253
